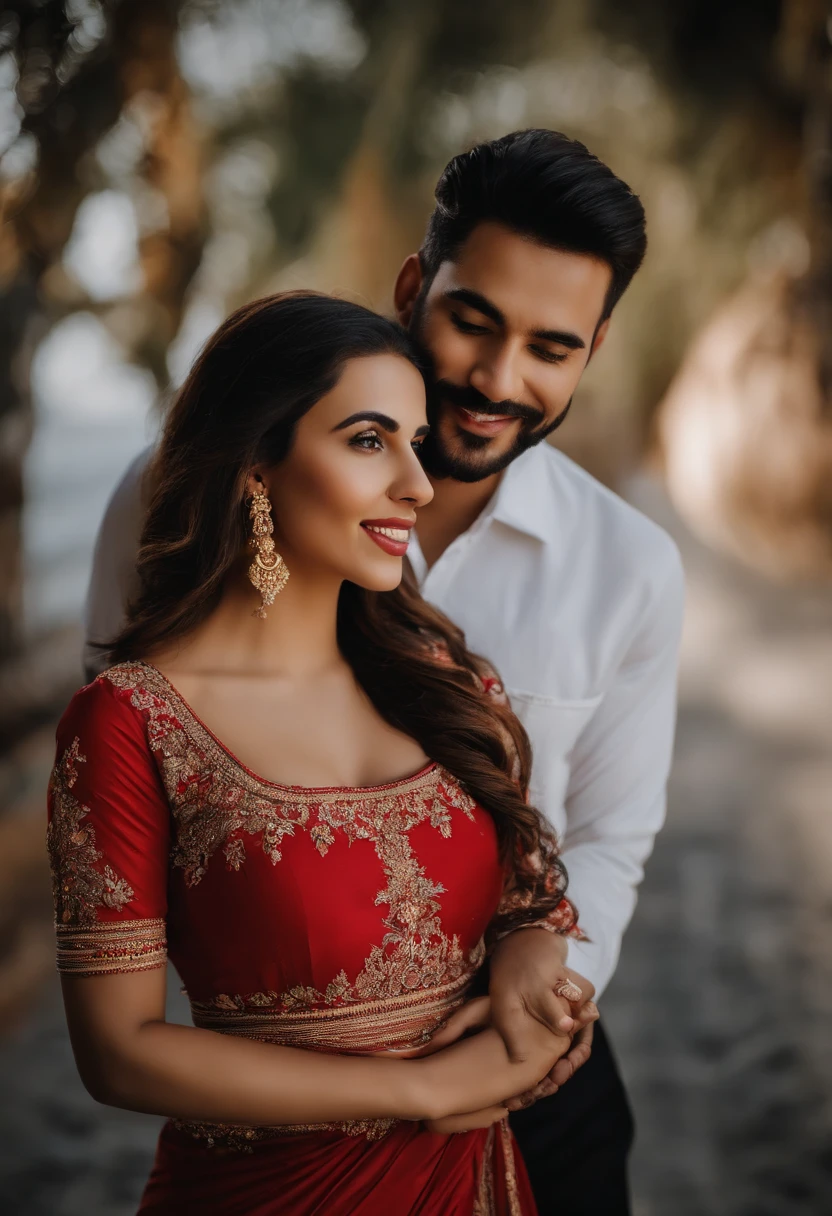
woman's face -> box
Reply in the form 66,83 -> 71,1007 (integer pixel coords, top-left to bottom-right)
260,354 -> 434,592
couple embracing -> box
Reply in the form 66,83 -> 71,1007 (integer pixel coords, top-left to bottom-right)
48,129 -> 684,1215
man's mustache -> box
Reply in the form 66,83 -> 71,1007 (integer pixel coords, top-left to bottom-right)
435,380 -> 544,426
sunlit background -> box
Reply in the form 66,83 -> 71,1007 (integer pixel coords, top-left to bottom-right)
1,2 -> 831,1213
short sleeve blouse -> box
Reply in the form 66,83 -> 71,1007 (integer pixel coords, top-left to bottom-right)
47,678 -> 170,975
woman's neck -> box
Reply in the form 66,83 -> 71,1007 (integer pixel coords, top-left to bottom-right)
151,562 -> 344,679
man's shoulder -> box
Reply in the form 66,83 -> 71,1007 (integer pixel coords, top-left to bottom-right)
83,444 -> 157,679
535,444 -> 683,590
109,444 -> 155,512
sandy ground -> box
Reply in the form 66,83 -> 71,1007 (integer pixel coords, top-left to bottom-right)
1,481 -> 830,1215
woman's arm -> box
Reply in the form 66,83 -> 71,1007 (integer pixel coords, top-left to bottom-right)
62,968 -> 570,1127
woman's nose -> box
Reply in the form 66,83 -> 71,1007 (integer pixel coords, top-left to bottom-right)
393,449 -> 434,508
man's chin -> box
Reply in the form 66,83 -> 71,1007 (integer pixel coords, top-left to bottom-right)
420,433 -> 527,483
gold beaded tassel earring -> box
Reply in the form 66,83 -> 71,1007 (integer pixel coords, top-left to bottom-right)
246,482 -> 289,618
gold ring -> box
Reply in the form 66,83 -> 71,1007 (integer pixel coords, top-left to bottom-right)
554,978 -> 583,1003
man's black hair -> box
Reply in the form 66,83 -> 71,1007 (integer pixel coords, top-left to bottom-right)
420,129 -> 647,320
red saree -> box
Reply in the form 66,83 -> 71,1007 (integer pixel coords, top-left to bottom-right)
47,662 -> 580,1215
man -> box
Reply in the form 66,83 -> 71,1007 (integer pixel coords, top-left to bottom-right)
84,130 -> 684,1214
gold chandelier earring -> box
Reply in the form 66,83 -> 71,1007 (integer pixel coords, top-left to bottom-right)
246,483 -> 289,618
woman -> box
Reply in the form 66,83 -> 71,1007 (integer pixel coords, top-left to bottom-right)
47,293 -> 591,1215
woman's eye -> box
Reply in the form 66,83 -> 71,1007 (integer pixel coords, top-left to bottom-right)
450,312 -> 491,336
350,429 -> 383,451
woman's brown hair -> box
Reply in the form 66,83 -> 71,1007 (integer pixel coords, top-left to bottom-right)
109,291 -> 569,933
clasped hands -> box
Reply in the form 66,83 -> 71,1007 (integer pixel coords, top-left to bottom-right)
400,927 -> 598,1134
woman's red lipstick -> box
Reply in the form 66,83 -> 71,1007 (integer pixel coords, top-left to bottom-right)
360,518 -> 414,557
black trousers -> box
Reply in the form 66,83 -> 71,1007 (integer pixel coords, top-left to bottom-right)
509,1020 -> 634,1216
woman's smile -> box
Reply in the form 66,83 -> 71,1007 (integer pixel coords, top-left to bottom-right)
361,517 -> 415,556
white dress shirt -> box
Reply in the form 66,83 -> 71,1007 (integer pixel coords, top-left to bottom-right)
84,441 -> 684,997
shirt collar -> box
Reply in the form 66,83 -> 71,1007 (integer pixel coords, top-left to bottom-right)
409,445 -> 552,586
486,445 -> 552,544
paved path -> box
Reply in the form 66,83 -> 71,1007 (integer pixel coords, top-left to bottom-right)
1,482 -> 831,1214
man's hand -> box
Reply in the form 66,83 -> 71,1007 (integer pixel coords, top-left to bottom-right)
489,927 -> 597,1105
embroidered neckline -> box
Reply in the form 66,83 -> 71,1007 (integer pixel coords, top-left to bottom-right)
121,660 -> 439,800
93,662 -> 490,1012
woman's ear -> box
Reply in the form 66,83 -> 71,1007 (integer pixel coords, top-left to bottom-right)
245,470 -> 266,499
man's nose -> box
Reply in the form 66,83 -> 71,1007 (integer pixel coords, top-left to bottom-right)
468,343 -> 523,405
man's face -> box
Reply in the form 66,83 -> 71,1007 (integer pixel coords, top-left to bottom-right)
397,221 -> 612,482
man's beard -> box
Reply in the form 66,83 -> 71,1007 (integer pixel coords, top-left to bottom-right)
419,380 -> 573,483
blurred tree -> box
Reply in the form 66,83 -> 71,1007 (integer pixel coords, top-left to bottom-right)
0,0 -> 581,707
0,0 -> 206,733
210,0 -> 559,303
3,0 -> 832,716
598,0 -> 832,575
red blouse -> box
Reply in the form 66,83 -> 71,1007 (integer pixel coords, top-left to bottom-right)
47,662 -> 581,1211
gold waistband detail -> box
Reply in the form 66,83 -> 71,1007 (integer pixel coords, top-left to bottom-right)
169,1116 -> 398,1152
190,973 -> 471,1053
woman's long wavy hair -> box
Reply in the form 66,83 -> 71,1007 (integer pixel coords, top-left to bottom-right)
109,292 -> 568,931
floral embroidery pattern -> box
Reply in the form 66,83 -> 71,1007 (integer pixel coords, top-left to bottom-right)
47,737 -> 135,926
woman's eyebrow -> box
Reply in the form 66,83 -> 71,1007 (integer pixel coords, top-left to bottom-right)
414,425 -> 430,437
332,411 -> 400,433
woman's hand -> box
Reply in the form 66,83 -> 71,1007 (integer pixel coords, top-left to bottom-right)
375,998 -> 509,1132
488,927 -> 598,1100
379,985 -> 591,1128
412,994 -> 570,1122
370,995 -> 492,1061
418,990 -> 598,1128
414,995 -> 492,1054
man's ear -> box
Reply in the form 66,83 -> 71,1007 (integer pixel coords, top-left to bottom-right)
394,254 -> 423,326
589,318 -> 610,360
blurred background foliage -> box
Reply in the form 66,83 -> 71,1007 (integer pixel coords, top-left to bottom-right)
1,5 -> 832,1211
1,0 -> 831,679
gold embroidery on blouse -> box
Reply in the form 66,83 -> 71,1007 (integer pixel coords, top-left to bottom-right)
56,918 -> 167,975
47,736 -> 136,926
101,663 -> 483,1006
